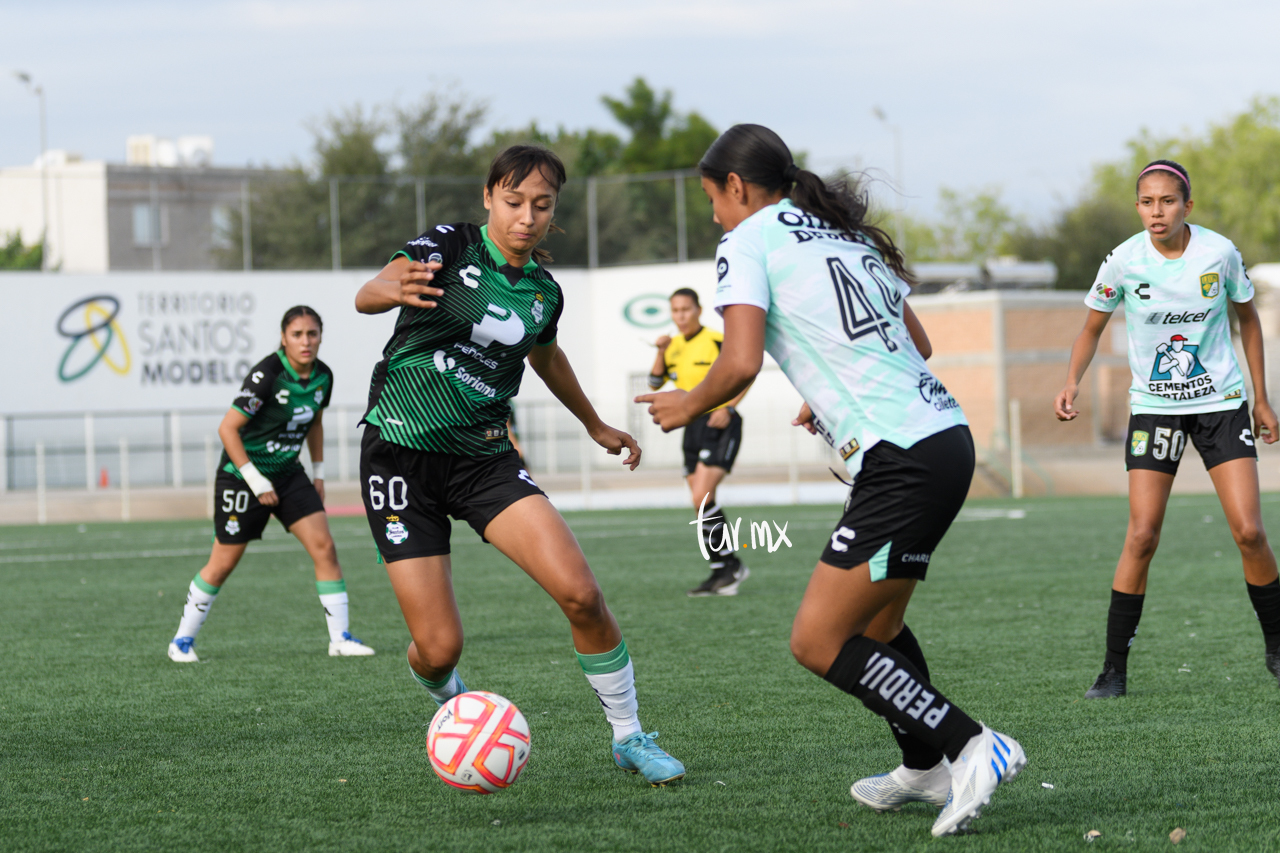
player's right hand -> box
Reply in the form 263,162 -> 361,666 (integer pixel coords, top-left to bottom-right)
1054,385 -> 1079,421
654,335 -> 672,350
258,489 -> 280,507
398,261 -> 445,309
792,402 -> 818,434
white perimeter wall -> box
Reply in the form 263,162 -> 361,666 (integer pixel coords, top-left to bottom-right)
0,267 -> 828,471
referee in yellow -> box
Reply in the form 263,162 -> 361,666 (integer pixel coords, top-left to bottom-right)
648,288 -> 750,596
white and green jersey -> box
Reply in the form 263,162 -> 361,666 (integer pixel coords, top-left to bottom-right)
1085,224 -> 1253,415
713,199 -> 967,477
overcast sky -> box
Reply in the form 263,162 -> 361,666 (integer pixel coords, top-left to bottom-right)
3,0 -> 1279,222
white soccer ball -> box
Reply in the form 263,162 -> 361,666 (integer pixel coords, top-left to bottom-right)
427,691 -> 531,794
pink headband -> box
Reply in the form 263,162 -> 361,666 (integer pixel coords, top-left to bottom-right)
1138,164 -> 1189,191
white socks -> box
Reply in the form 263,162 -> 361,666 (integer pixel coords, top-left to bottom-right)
316,580 -> 349,644
410,662 -> 467,707
577,641 -> 642,741
893,762 -> 951,793
174,575 -> 220,640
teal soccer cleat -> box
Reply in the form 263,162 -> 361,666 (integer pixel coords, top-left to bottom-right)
612,731 -> 685,786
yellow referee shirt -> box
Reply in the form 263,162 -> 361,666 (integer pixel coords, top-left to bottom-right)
649,326 -> 729,411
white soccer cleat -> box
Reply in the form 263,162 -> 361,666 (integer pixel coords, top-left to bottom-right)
850,763 -> 951,812
167,637 -> 199,663
931,725 -> 1026,837
329,631 -> 376,657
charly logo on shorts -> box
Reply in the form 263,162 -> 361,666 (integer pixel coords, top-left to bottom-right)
1131,430 -> 1149,457
225,515 -> 241,536
385,515 -> 408,545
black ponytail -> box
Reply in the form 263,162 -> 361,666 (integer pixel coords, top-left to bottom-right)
698,124 -> 912,282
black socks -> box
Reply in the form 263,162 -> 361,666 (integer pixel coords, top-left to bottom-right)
701,502 -> 740,569
1104,590 -> 1145,673
1246,579 -> 1280,653
886,626 -> 946,770
824,634 -> 981,762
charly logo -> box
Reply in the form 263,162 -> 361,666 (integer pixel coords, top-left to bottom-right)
622,294 -> 671,329
56,295 -> 132,382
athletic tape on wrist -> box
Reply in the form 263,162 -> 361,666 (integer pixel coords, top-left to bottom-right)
311,460 -> 325,481
238,462 -> 274,497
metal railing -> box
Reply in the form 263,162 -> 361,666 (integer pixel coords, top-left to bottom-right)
3,167 -> 721,272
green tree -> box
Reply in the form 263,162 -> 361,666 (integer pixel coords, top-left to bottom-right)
902,187 -> 1022,264
1006,97 -> 1280,289
0,232 -> 42,270
597,78 -> 721,264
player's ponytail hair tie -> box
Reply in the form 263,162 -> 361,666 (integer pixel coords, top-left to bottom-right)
783,163 -> 800,182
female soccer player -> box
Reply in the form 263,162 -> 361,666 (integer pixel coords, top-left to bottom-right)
647,288 -> 750,596
353,145 -> 685,786
637,125 -> 1025,837
167,306 -> 375,662
1055,160 -> 1280,697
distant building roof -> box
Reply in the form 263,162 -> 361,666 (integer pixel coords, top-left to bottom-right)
909,258 -> 1057,293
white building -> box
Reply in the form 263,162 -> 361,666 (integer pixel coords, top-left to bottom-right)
0,137 -> 267,272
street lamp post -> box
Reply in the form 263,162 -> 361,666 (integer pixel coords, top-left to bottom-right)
872,106 -> 905,256
14,71 -> 49,272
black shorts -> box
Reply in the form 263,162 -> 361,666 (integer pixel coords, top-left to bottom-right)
682,410 -> 743,476
214,467 -> 324,544
359,425 -> 546,562
1126,402 -> 1257,475
820,425 -> 974,581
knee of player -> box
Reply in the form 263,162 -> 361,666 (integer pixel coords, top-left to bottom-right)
1232,522 -> 1268,553
788,626 -> 828,675
556,583 -> 606,624
319,540 -> 341,566
1126,525 -> 1161,556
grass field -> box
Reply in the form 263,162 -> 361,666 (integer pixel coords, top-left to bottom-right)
4,495 -> 1280,852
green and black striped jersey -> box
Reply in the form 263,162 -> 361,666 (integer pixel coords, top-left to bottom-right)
363,223 -> 563,456
221,350 -> 333,482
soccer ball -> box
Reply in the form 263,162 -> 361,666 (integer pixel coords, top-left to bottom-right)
427,691 -> 530,794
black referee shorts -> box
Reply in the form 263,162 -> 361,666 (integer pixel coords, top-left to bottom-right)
820,425 -> 974,581
213,467 -> 324,544
682,409 -> 743,476
359,425 -> 546,562
1125,402 -> 1257,475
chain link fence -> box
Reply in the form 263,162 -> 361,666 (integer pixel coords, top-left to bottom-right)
213,168 -> 720,271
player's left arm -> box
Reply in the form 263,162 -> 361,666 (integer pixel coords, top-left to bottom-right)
527,340 -> 641,470
903,302 -> 932,360
306,408 -> 326,501
636,305 -> 765,432
1234,299 -> 1277,443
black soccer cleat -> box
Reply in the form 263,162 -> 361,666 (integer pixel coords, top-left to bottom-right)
1084,661 -> 1127,699
687,563 -> 750,597
1266,649 -> 1280,688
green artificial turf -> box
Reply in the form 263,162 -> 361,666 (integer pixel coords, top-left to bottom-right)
3,496 -> 1279,852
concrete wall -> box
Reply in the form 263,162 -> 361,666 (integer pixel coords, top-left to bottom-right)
0,162 -> 109,272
